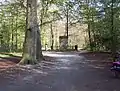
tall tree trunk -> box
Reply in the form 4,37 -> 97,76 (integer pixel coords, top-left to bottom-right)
7,20 -> 11,52
111,0 -> 116,61
15,9 -> 18,51
20,0 -> 43,64
51,23 -> 54,50
91,12 -> 96,51
66,7 -> 69,38
86,0 -> 93,51
11,18 -> 14,52
40,0 -> 44,49
1,22 -> 4,50
65,4 -> 69,49
36,26 -> 43,61
88,23 -> 93,51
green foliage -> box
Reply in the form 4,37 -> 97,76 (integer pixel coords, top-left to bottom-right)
84,0 -> 120,52
0,0 -> 26,52
0,0 -> 119,53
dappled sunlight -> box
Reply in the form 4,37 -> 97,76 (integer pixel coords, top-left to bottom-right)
43,52 -> 80,58
56,66 -> 70,70
55,66 -> 78,70
40,65 -> 54,69
57,59 -> 70,62
86,60 -> 97,62
88,64 -> 105,69
41,61 -> 58,65
0,0 -> 119,89
28,68 -> 48,75
23,75 -> 33,81
18,65 -> 48,75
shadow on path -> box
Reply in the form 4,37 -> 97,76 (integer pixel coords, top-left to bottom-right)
0,52 -> 119,91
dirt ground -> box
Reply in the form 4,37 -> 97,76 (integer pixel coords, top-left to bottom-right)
0,52 -> 111,70
0,51 -> 119,91
80,52 -> 112,66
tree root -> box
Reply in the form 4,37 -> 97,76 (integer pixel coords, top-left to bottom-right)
19,54 -> 38,65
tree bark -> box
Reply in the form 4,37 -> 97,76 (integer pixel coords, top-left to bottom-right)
51,23 -> 54,50
111,0 -> 116,61
11,18 -> 14,52
86,0 -> 93,51
15,9 -> 18,51
66,7 -> 69,38
20,0 -> 43,64
36,27 -> 43,61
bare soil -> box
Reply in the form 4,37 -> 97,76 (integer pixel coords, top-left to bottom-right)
0,52 -> 119,91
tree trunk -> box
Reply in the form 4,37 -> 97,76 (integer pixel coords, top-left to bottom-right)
86,0 -> 93,51
15,9 -> 18,51
11,18 -> 14,52
20,0 -> 43,64
111,0 -> 116,61
66,7 -> 69,38
51,23 -> 54,50
88,23 -> 93,51
36,27 -> 43,61
65,4 -> 69,49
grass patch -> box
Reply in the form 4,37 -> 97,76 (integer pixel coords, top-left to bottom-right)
0,52 -> 22,58
0,54 -> 11,58
9,53 -> 22,57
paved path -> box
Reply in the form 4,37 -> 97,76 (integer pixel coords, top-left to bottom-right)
0,52 -> 120,91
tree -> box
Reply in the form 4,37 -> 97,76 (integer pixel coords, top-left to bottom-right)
20,0 -> 43,64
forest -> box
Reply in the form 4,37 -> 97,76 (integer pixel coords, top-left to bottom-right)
0,0 -> 119,61
0,0 -> 120,90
